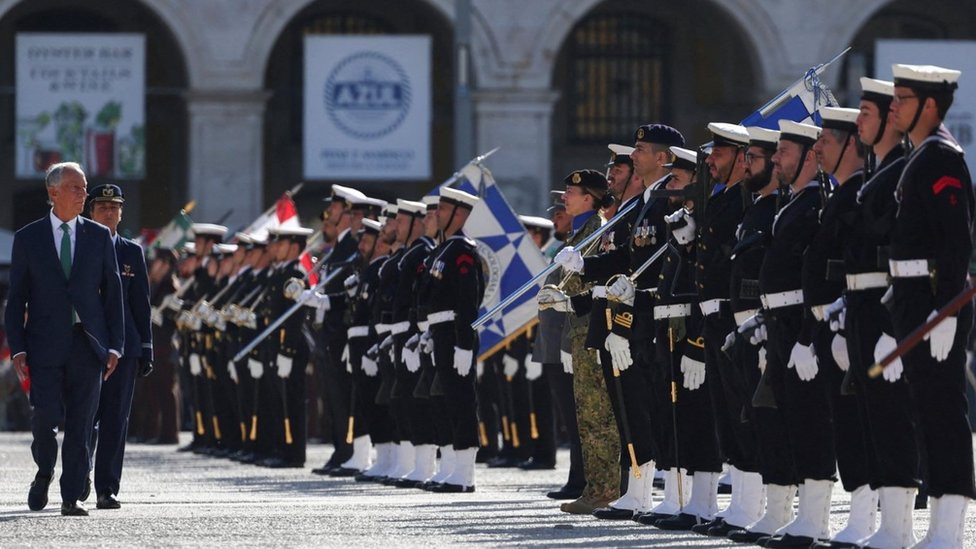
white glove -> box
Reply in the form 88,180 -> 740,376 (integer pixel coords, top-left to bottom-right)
151,308 -> 163,327
924,310 -> 956,362
380,335 -> 394,362
831,334 -> 850,372
454,347 -> 473,376
361,355 -> 379,377
537,287 -> 572,312
554,246 -> 584,273
228,361 -> 239,383
607,276 -> 636,306
666,208 -> 696,245
248,358 -> 264,379
738,313 -> 766,345
276,354 -> 293,379
419,330 -> 434,355
757,347 -> 767,373
875,332 -> 903,383
341,344 -> 350,365
476,361 -> 484,378
560,350 -> 573,374
502,355 -> 519,377
604,333 -> 633,371
788,343 -> 818,381
752,323 -> 767,345
826,296 -> 846,332
343,273 -> 359,297
405,333 -> 421,352
403,347 -> 421,373
525,359 -> 543,381
301,289 -> 331,312
188,353 -> 202,376
680,355 -> 706,390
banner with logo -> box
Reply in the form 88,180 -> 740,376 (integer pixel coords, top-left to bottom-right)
15,33 -> 145,179
304,35 -> 431,180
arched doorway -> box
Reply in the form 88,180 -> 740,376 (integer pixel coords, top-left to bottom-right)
262,1 -> 454,220
0,0 -> 188,233
550,0 -> 761,185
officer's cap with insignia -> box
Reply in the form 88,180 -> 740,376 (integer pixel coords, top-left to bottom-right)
892,64 -> 960,94
778,120 -> 821,146
361,218 -> 383,236
396,198 -> 426,218
746,127 -> 780,152
606,144 -> 634,168
634,123 -> 685,147
88,183 -> 125,204
269,226 -> 314,245
707,122 -> 750,148
422,194 -> 440,212
564,169 -> 608,200
439,187 -> 479,210
191,223 -> 227,242
820,107 -> 859,134
860,77 -> 894,107
547,190 -> 566,214
519,215 -> 554,231
665,146 -> 698,172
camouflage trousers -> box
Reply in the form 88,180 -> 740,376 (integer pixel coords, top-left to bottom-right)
571,338 -> 620,502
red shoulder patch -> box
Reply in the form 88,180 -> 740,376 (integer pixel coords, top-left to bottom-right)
456,254 -> 475,274
932,176 -> 962,195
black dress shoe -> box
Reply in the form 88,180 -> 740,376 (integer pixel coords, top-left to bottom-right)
354,472 -> 382,482
311,464 -> 336,475
762,533 -> 817,548
591,506 -> 636,520
80,478 -> 92,502
419,480 -> 442,491
518,458 -> 556,470
654,512 -> 706,531
652,477 -> 665,490
271,460 -> 304,469
691,517 -> 724,535
328,466 -> 360,477
707,519 -> 744,537
28,473 -> 52,511
210,448 -> 231,458
394,478 -> 422,489
96,494 -> 121,509
176,442 -> 197,452
726,528 -> 771,543
428,482 -> 474,493
635,512 -> 674,526
61,501 -> 89,516
486,456 -> 520,468
239,452 -> 259,464
717,482 -> 732,494
546,486 -> 584,500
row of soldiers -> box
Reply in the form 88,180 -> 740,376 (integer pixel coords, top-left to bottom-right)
537,63 -> 973,548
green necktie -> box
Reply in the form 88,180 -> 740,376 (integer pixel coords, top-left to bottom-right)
60,223 -> 72,277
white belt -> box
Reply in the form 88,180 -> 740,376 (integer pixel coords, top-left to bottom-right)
734,309 -> 758,327
654,303 -> 692,319
417,320 -> 430,331
699,298 -> 727,316
846,272 -> 890,291
810,303 -> 831,322
761,290 -> 804,310
591,286 -> 607,299
389,321 -> 410,335
347,326 -> 369,338
427,310 -> 456,325
889,259 -> 931,278
375,323 -> 391,335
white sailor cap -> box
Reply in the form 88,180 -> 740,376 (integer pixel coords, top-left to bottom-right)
396,198 -> 426,217
519,215 -> 554,231
746,127 -> 780,151
665,146 -> 698,172
421,195 -> 440,211
707,122 -> 750,147
269,226 -> 314,243
860,77 -> 894,103
191,223 -> 227,239
327,184 -> 367,205
383,203 -> 399,218
892,64 -> 961,91
213,243 -> 239,256
234,232 -> 253,245
819,107 -> 860,133
362,218 -> 383,235
439,187 -> 479,209
778,120 -> 821,145
351,195 -> 387,211
182,241 -> 196,254
606,144 -> 635,166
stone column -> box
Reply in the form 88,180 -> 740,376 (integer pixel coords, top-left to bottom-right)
474,88 -> 560,215
186,89 -> 268,228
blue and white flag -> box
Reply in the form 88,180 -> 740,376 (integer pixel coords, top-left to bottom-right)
740,50 -> 847,128
436,163 -> 548,359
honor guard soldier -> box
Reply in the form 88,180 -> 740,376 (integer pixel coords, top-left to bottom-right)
887,63 -> 974,548
416,187 -> 485,493
85,184 -> 153,510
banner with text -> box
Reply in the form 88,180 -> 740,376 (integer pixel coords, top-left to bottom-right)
16,33 -> 145,179
304,35 -> 431,180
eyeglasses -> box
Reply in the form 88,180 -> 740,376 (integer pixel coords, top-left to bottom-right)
744,152 -> 770,163
892,93 -> 918,103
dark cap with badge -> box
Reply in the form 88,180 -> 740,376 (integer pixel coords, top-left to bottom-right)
564,169 -> 609,200
634,124 -> 685,147
88,184 -> 125,204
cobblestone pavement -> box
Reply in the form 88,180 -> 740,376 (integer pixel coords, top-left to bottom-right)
1,432 -> 973,547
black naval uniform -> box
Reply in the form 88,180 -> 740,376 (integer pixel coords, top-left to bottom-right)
270,259 -> 309,466
842,146 -> 919,490
350,255 -> 393,450
180,257 -> 219,451
237,267 -> 274,462
890,125 -> 976,499
376,247 -> 407,445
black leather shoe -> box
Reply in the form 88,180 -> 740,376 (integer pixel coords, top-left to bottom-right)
691,517 -> 723,535
28,473 -> 52,511
654,512 -> 706,530
328,466 -> 360,477
96,494 -> 121,509
176,442 -> 197,453
635,512 -> 674,526
707,519 -> 744,537
762,533 -> 817,548
394,478 -> 422,489
652,476 -> 665,490
428,482 -> 474,493
270,460 -> 304,469
419,480 -> 442,491
354,472 -> 382,482
726,528 -> 770,543
518,458 -> 556,470
486,456 -> 520,468
546,486 -> 584,500
61,501 -> 89,516
717,482 -> 732,494
591,506 -> 636,520
311,464 -> 336,475
809,541 -> 858,548
258,457 -> 282,468
80,478 -> 92,502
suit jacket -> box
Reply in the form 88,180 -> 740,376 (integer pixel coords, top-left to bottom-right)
5,215 -> 124,367
116,236 -> 153,362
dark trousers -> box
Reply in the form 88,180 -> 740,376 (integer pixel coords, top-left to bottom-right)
432,328 -> 479,450
545,362 -> 585,491
321,338 -> 352,465
30,327 -> 103,502
705,309 -> 757,471
614,342 -> 660,467
476,356 -> 503,456
765,308 -> 836,481
848,291 -> 920,489
527,375 -> 557,464
255,356 -> 283,460
91,355 -> 137,497
281,351 -> 308,464
235,357 -> 257,453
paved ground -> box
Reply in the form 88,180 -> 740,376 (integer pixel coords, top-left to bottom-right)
0,432 -> 972,547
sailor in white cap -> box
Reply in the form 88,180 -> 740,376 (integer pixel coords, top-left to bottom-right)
885,63 -> 973,549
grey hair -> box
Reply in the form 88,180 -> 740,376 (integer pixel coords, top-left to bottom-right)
45,162 -> 84,188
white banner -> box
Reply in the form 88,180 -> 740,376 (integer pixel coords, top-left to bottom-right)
304,35 -> 431,180
16,33 -> 145,179
876,39 -> 976,179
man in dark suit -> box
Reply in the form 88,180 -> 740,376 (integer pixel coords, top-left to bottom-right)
86,184 -> 153,510
5,162 -> 124,516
